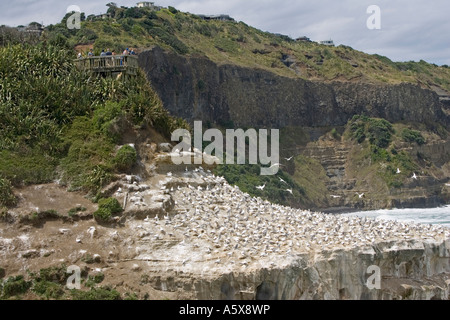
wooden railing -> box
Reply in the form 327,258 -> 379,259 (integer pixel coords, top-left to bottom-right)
74,55 -> 139,76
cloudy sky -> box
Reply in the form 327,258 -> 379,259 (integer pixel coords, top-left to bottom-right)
1,0 -> 449,65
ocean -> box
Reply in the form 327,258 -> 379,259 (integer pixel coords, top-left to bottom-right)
341,205 -> 450,228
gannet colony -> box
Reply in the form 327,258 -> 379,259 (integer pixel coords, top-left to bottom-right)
2,157 -> 449,300
107,162 -> 450,299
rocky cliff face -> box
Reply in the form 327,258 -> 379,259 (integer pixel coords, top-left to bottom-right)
138,47 -> 450,211
139,47 -> 449,129
3,168 -> 449,300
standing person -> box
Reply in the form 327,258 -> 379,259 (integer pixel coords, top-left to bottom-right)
123,48 -> 129,55
88,48 -> 94,57
106,48 -> 112,56
100,49 -> 106,56
77,52 -> 82,59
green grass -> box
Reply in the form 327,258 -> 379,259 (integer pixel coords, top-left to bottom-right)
39,4 -> 449,91
0,265 -> 134,300
93,197 -> 123,222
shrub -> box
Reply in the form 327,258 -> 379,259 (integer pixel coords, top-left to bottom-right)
112,145 -> 137,172
401,128 -> 425,145
70,286 -> 121,300
0,178 -> 17,207
1,275 -> 31,298
93,197 -> 122,222
32,280 -> 64,299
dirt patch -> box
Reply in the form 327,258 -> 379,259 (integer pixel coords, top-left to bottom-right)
11,183 -> 97,217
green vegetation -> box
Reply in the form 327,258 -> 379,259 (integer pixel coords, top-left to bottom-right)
350,115 -> 395,148
112,145 -> 137,172
0,276 -> 31,299
35,4 -> 450,92
0,178 -> 17,207
346,116 -> 421,188
214,164 -> 305,206
93,197 -> 123,222
0,42 -> 188,198
0,265 -> 135,300
401,128 -> 426,145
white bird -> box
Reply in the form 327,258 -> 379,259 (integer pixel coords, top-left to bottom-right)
279,177 -> 288,184
445,183 -> 450,187
356,192 -> 365,199
256,183 -> 266,191
330,195 -> 341,198
396,168 -> 401,174
284,156 -> 294,161
412,173 -> 417,180
285,189 -> 293,195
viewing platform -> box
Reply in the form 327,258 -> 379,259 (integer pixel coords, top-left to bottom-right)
74,55 -> 139,77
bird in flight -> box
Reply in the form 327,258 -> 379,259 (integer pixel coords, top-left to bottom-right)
284,156 -> 294,161
330,195 -> 341,198
356,192 -> 365,198
396,168 -> 401,174
279,177 -> 288,184
412,173 -> 417,180
256,183 -> 266,190
285,189 -> 293,195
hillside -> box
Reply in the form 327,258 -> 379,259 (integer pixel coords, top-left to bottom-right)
1,4 -> 450,302
48,4 -> 450,92
34,3 -> 450,211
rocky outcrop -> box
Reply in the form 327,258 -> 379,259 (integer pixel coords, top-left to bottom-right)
139,47 -> 449,129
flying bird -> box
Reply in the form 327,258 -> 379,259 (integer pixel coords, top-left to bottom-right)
412,173 -> 417,180
330,195 -> 341,198
356,192 -> 365,199
285,189 -> 293,195
256,183 -> 266,191
279,177 -> 288,184
284,156 -> 294,161
396,168 -> 401,174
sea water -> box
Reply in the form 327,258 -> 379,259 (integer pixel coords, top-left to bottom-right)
341,205 -> 450,228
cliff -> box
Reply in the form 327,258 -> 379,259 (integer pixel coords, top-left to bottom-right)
139,47 -> 449,129
2,168 -> 450,300
139,47 -> 450,211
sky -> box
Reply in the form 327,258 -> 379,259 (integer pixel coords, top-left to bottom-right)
1,0 -> 449,65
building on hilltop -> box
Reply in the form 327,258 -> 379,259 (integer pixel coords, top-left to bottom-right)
136,2 -> 162,10
296,36 -> 311,42
197,14 -> 235,22
319,39 -> 334,46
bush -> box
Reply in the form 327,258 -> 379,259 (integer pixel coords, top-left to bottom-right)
1,275 -> 31,298
70,286 -> 121,300
112,145 -> 137,172
32,280 -> 64,299
349,116 -> 394,148
402,128 -> 425,145
94,197 -> 122,222
0,178 -> 17,207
